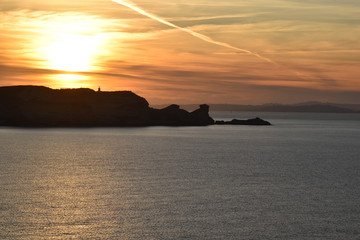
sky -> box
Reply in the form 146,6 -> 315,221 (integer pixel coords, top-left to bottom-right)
1,0 -> 359,104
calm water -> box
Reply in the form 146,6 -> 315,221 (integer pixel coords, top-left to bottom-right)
1,112 -> 359,240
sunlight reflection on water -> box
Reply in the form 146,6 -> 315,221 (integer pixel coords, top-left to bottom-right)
0,114 -> 359,239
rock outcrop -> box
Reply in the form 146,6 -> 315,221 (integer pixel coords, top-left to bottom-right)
0,86 -> 214,127
215,117 -> 271,126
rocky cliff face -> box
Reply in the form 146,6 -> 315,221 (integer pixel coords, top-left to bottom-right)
147,104 -> 214,126
0,86 -> 214,127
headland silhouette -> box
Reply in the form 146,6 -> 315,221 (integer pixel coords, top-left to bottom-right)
0,86 -> 270,127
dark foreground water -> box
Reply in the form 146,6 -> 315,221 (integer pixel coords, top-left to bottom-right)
1,112 -> 359,239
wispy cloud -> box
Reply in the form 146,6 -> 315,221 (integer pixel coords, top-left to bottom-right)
1,0 -> 359,104
111,0 -> 275,63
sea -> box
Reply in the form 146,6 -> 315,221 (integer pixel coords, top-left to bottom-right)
0,112 -> 359,240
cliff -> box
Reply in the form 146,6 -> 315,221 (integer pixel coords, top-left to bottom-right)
0,86 -> 214,127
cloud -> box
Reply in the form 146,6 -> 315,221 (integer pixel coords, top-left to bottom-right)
1,1 -> 359,104
111,0 -> 275,63
1,58 -> 359,105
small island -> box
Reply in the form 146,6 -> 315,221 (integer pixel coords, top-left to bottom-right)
215,118 -> 271,126
0,86 -> 270,127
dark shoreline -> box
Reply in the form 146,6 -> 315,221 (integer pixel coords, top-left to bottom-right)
0,85 -> 271,127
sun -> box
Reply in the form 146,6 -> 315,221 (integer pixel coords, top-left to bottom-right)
35,13 -> 110,87
46,34 -> 102,72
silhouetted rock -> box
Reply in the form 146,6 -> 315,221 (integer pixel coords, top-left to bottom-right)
215,117 -> 271,126
0,86 -> 214,127
190,104 -> 214,125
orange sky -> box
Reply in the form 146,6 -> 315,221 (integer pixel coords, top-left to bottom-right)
1,0 -> 359,104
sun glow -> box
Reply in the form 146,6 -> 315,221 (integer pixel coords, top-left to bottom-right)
49,74 -> 90,88
30,13 -> 112,87
46,34 -> 102,72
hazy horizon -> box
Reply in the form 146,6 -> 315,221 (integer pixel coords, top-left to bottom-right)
3,85 -> 360,106
1,0 -> 359,104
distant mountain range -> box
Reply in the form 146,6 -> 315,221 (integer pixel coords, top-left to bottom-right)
153,102 -> 360,113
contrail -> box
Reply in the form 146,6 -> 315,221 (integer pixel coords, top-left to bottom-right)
111,0 -> 275,64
